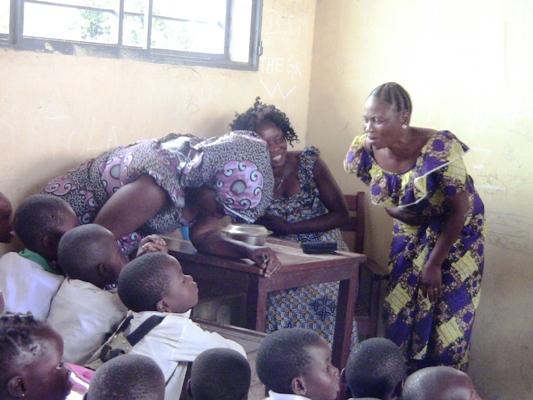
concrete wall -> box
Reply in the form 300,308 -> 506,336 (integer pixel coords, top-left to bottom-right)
308,1 -> 533,399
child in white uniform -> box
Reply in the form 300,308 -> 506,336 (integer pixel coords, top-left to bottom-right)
256,328 -> 341,400
47,224 -> 128,365
117,252 -> 246,400
0,195 -> 78,319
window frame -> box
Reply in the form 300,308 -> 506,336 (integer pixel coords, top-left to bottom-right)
1,0 -> 263,71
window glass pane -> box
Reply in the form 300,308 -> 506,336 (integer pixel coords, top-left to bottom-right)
151,0 -> 225,53
0,0 -> 9,35
31,0 -> 115,7
229,0 -> 253,62
23,2 -> 118,44
124,0 -> 146,14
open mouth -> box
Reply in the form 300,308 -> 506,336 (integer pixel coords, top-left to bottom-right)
272,154 -> 282,162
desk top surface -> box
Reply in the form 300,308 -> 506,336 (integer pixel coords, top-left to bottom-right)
163,236 -> 366,275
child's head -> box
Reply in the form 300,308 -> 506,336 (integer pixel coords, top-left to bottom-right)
13,195 -> 77,262
256,328 -> 340,400
118,253 -> 198,313
0,313 -> 72,400
58,224 -> 127,288
0,192 -> 14,244
189,348 -> 251,400
344,337 -> 406,400
402,366 -> 482,400
85,354 -> 165,400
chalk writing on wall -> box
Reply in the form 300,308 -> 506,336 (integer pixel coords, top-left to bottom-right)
486,212 -> 533,256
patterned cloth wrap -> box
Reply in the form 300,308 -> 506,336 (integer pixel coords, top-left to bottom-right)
265,146 -> 357,347
344,130 -> 485,372
41,131 -> 273,254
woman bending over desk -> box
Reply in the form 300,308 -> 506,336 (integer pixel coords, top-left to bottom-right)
231,98 -> 354,346
40,131 -> 281,276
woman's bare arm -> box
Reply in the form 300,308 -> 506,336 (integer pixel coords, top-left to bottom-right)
94,174 -> 169,239
421,190 -> 469,302
258,156 -> 350,235
189,215 -> 281,277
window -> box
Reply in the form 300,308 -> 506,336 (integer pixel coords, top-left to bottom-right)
0,0 -> 263,70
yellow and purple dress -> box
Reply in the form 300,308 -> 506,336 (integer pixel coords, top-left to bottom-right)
344,130 -> 485,372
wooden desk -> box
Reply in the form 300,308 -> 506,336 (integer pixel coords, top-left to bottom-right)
165,236 -> 366,368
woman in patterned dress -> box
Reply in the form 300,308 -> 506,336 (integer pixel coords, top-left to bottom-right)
344,82 -> 485,373
40,131 -> 280,274
231,98 -> 354,346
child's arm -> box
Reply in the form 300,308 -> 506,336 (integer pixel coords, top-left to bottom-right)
136,235 -> 168,257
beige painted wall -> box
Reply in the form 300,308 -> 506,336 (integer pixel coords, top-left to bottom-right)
0,0 -> 315,215
308,0 -> 533,398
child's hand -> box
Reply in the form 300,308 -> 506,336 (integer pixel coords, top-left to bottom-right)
136,235 -> 168,257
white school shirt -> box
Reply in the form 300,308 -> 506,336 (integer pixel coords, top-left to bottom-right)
126,310 -> 246,400
0,252 -> 64,319
264,391 -> 312,400
47,278 -> 127,364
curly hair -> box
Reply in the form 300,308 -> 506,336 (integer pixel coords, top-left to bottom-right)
0,313 -> 53,376
256,328 -> 322,394
230,97 -> 299,146
118,253 -> 174,312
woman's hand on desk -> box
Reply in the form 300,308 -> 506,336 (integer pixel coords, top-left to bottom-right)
256,215 -> 290,234
248,247 -> 281,278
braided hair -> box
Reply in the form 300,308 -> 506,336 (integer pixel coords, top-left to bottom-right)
230,97 -> 299,147
0,313 -> 52,375
369,82 -> 412,114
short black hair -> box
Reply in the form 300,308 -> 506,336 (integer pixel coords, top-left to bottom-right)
256,328 -> 323,394
230,97 -> 299,146
369,82 -> 412,114
86,354 -> 165,400
190,348 -> 251,400
13,194 -> 74,250
0,313 -> 54,379
118,253 -> 173,312
345,338 -> 405,399
402,366 -> 475,400
58,224 -> 117,281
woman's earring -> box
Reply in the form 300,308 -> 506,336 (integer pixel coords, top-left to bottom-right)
402,124 -> 408,130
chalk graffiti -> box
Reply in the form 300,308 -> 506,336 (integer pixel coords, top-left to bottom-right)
259,78 -> 296,100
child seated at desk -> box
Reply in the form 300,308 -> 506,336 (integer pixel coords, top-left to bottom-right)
47,224 -> 129,365
117,252 -> 246,400
189,347 -> 251,400
0,312 -> 73,400
344,338 -> 405,400
256,328 -> 340,400
0,195 -> 78,319
85,354 -> 166,400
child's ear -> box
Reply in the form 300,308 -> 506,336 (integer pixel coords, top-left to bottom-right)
392,379 -> 404,399
156,299 -> 172,313
186,378 -> 193,399
41,234 -> 59,257
291,376 -> 306,396
7,375 -> 26,397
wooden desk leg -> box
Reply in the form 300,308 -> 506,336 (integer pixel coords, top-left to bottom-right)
245,274 -> 268,332
332,263 -> 359,368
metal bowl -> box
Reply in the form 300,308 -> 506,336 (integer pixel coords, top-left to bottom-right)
222,224 -> 272,246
